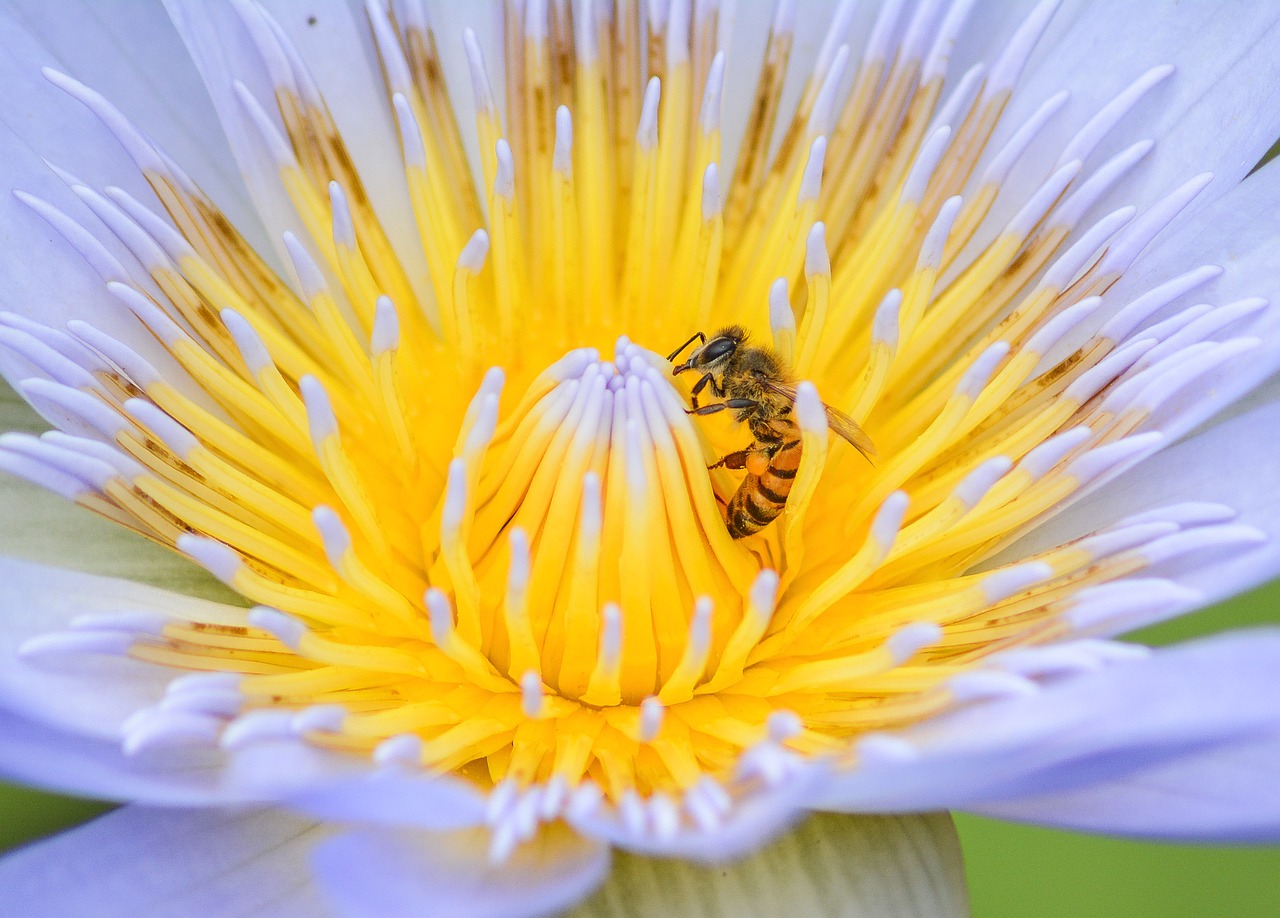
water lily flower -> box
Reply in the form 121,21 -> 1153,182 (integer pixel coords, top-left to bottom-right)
1,0 -> 1280,914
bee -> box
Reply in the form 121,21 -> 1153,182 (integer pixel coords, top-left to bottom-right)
668,326 -> 875,539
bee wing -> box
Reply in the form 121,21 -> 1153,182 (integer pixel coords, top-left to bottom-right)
823,403 -> 877,462
759,378 -> 877,462
760,377 -> 802,406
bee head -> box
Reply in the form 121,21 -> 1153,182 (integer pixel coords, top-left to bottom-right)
672,326 -> 746,377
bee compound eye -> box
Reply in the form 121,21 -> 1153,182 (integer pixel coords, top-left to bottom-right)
701,337 -> 736,362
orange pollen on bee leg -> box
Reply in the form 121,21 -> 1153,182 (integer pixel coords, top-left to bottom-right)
745,453 -> 770,476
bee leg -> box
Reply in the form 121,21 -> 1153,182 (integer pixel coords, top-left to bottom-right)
709,449 -> 752,471
686,398 -> 757,417
688,372 -> 715,410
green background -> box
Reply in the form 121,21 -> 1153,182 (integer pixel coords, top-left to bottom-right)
2,576 -> 1278,915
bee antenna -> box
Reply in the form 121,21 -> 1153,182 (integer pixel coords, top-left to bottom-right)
667,331 -> 706,364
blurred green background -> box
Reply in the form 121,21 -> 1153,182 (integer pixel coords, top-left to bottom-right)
2,576 -> 1278,915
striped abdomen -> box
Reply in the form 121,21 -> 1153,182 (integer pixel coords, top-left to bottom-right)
726,437 -> 801,538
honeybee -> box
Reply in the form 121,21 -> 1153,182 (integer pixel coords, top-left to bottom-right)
668,326 -> 875,539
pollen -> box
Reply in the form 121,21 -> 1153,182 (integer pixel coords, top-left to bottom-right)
4,0 -> 1263,845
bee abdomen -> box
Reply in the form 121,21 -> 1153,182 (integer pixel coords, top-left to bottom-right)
726,440 -> 801,539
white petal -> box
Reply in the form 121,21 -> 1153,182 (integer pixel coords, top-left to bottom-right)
0,804 -> 327,918
809,629 -> 1280,813
0,557 -> 244,737
284,769 -> 488,831
312,822 -> 611,918
0,698 -> 384,807
985,1 -> 1280,227
0,556 -> 393,806
975,732 -> 1280,842
0,140 -> 137,389
163,0 -> 430,298
0,0 -> 262,243
1004,400 -> 1280,611
0,8 -> 268,389
1097,158 -> 1280,440
0,704 -> 234,805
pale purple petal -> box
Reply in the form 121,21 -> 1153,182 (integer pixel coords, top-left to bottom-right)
1086,157 -> 1280,442
951,131 -> 1280,537
312,823 -> 611,918
0,5 -> 264,387
0,703 -> 235,805
285,769 -> 488,831
0,804 -> 326,918
1001,400 -> 1280,618
993,2 -> 1280,223
0,0 -> 262,241
0,384 -> 237,598
0,701 -> 378,807
809,630 -> 1280,814
161,0 -> 429,299
975,732 -> 1280,841
0,557 -> 246,737
0,558 -> 389,807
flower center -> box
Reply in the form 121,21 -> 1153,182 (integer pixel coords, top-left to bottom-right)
5,0 -> 1261,846
434,339 -> 764,706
